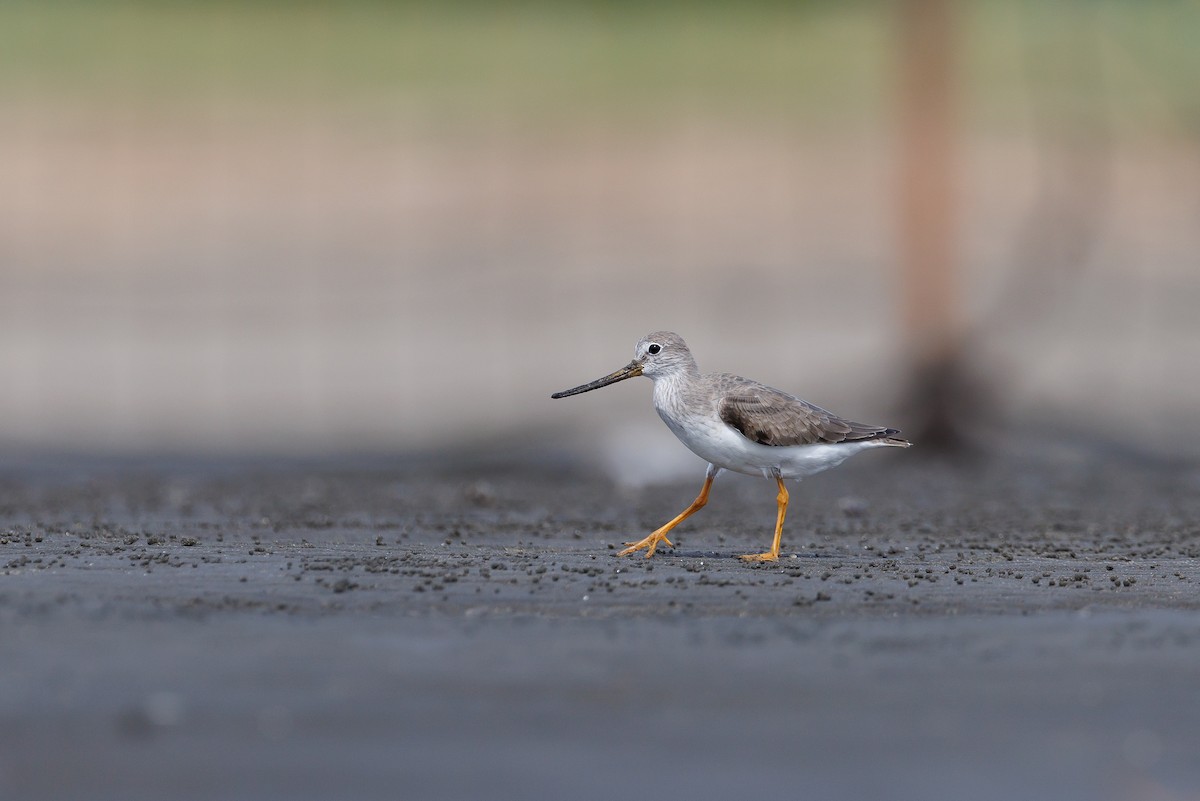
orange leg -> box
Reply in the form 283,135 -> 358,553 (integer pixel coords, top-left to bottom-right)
618,470 -> 716,559
740,476 -> 788,563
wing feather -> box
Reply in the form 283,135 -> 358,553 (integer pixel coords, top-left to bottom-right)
714,375 -> 899,447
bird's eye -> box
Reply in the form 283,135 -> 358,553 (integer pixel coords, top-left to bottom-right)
647,343 -> 662,355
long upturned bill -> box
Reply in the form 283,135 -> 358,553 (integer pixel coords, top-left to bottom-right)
551,361 -> 643,398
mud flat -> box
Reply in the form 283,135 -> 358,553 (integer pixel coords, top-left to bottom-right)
2,448 -> 1199,800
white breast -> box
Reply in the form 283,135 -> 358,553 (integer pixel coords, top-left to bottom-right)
652,375 -> 883,480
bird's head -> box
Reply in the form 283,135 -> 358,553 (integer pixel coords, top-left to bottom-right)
550,331 -> 695,398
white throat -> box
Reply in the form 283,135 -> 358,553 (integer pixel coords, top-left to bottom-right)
650,368 -> 697,423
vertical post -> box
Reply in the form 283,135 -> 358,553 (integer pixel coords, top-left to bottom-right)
897,0 -> 963,447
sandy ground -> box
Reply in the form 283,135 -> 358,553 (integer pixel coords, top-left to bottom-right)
2,445 -> 1200,801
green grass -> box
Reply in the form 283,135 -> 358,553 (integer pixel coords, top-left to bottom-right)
966,1 -> 1200,136
1,1 -> 1196,133
0,2 -> 887,124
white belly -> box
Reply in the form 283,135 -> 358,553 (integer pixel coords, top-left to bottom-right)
657,407 -> 881,480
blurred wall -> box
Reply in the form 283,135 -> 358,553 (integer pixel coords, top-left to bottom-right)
1,1 -> 1198,465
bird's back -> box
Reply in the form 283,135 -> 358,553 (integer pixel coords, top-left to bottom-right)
705,372 -> 909,448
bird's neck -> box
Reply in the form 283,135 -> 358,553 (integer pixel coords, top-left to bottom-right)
651,366 -> 700,419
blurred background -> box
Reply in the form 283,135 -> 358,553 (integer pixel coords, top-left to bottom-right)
2,0 -> 1198,475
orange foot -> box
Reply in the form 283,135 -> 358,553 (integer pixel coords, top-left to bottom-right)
739,550 -> 779,563
617,532 -> 674,558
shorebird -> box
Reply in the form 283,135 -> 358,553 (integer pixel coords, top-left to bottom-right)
551,331 -> 911,562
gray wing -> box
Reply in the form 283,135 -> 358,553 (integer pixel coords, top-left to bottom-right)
714,374 -> 901,447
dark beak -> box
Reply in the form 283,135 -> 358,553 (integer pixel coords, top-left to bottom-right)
551,360 -> 644,398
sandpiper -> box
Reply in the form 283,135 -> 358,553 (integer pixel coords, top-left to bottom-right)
551,331 -> 911,562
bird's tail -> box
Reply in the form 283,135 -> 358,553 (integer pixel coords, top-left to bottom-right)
880,428 -> 912,447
